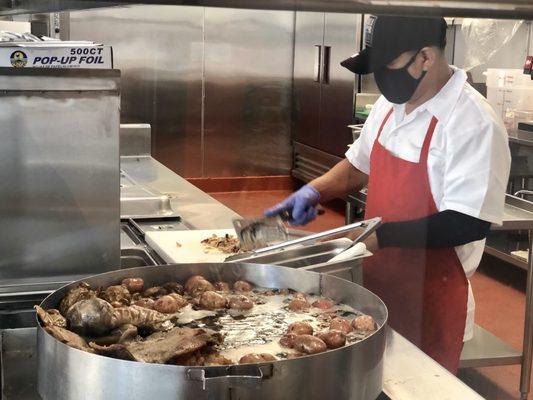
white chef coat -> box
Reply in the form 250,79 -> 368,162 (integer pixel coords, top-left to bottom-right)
346,66 -> 511,341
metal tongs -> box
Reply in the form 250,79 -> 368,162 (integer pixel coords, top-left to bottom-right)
225,217 -> 381,262
232,209 -> 326,251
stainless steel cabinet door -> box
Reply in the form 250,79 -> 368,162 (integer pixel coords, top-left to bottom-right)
293,12 -> 324,149
319,13 -> 358,157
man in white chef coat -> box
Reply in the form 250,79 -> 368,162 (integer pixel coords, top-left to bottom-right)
266,15 -> 511,373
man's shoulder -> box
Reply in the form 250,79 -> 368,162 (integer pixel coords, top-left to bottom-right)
447,82 -> 506,136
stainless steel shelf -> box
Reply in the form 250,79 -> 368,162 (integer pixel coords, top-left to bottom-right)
484,230 -> 529,270
460,325 -> 522,368
1,0 -> 533,19
496,195 -> 533,231
485,244 -> 528,270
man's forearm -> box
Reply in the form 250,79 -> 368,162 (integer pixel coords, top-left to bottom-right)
376,210 -> 491,249
309,159 -> 368,202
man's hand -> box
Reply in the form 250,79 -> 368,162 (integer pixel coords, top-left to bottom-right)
265,185 -> 320,226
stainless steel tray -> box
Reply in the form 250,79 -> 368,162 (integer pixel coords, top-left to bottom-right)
237,238 -> 370,284
120,170 -> 179,220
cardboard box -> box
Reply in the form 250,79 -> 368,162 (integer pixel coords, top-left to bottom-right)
0,44 -> 113,69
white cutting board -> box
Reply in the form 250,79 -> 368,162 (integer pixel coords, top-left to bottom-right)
145,229 -> 238,264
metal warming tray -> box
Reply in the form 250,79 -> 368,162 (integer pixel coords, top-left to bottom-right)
120,170 -> 179,220
37,263 -> 387,400
241,238 -> 371,284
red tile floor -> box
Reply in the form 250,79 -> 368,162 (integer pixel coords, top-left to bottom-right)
210,189 -> 532,400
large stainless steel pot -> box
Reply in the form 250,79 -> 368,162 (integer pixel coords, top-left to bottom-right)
37,263 -> 387,400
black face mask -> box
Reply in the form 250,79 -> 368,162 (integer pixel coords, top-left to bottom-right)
374,51 -> 426,104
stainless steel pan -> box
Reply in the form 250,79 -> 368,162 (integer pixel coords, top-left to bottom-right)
37,263 -> 387,400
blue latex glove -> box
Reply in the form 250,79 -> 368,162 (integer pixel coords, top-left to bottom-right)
264,185 -> 321,226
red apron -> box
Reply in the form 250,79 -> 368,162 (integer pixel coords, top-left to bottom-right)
364,108 -> 468,374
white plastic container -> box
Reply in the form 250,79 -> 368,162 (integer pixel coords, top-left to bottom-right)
485,68 -> 533,122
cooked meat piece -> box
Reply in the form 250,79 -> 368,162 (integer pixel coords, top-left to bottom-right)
172,350 -> 232,366
214,281 -> 231,292
288,321 -> 313,335
44,325 -> 94,352
154,295 -> 182,314
131,293 -> 143,301
185,275 -> 205,289
317,311 -> 338,322
352,315 -> 376,332
201,234 -> 241,254
239,353 -> 277,364
233,281 -> 253,292
115,324 -> 139,343
111,301 -> 125,308
112,305 -> 178,332
163,282 -> 184,295
204,353 -> 233,366
47,309 -> 67,328
134,298 -> 155,309
35,306 -> 67,328
66,297 -> 115,335
288,298 -> 310,312
292,335 -> 327,355
311,298 -> 335,309
227,295 -> 254,310
279,333 -> 297,348
121,278 -> 144,293
37,306 -> 93,351
89,324 -> 139,346
102,285 -> 131,306
167,293 -> 189,309
59,283 -> 95,315
316,331 -> 346,349
329,317 -> 353,335
172,350 -> 205,366
198,291 -> 227,310
293,292 -> 307,300
185,276 -> 215,297
143,286 -> 168,298
66,298 -> 177,335
90,327 -> 222,364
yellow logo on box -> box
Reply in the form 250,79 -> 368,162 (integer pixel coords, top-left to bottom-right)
10,50 -> 28,68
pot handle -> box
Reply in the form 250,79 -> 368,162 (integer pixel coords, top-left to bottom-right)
187,364 -> 272,391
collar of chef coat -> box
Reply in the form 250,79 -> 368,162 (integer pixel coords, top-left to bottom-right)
391,66 -> 467,126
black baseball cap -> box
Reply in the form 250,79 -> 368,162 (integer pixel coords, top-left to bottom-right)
341,15 -> 447,75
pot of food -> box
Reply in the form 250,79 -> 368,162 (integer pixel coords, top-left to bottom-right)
36,263 -> 387,400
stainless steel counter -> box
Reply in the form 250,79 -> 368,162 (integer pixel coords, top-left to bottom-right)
495,195 -> 533,231
121,156 -> 240,230
383,329 -> 484,400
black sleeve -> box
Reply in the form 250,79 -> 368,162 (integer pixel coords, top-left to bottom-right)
375,210 -> 492,249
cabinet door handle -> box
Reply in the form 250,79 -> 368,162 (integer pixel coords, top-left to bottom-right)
313,45 -> 322,82
322,45 -> 331,84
